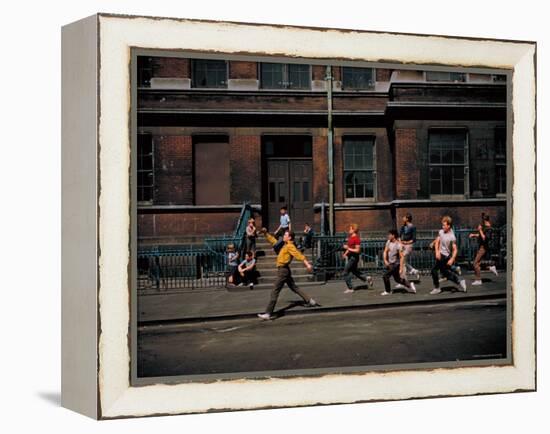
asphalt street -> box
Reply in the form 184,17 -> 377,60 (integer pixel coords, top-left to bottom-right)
137,297 -> 507,378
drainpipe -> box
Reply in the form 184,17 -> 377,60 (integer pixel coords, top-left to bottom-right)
326,65 -> 335,235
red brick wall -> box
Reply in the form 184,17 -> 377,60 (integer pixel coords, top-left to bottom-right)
229,135 -> 261,203
395,128 -> 419,199
312,65 -> 325,81
375,132 -> 393,202
335,209 -> 394,232
138,211 -> 264,238
313,135 -> 328,203
376,68 -> 392,82
395,205 -> 506,230
334,135 -> 344,203
229,61 -> 258,79
152,57 -> 190,78
154,135 -> 193,205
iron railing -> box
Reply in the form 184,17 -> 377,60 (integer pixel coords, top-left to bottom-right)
137,202 -> 253,291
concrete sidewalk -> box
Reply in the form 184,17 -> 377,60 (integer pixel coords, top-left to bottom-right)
138,271 -> 507,323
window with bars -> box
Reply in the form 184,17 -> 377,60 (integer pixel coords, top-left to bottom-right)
260,63 -> 311,89
343,136 -> 375,199
137,56 -> 153,88
191,59 -> 227,88
495,127 -> 507,195
342,67 -> 375,90
137,133 -> 154,203
425,71 -> 466,82
428,130 -> 467,196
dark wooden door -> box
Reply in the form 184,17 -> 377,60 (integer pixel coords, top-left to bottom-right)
267,159 -> 313,232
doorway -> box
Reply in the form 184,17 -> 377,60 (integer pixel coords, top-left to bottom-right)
263,135 -> 313,232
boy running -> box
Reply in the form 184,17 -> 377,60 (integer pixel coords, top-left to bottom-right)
430,216 -> 467,294
469,213 -> 498,285
342,223 -> 373,294
257,228 -> 319,320
381,229 -> 416,295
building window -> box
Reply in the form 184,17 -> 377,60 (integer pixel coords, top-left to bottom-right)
137,133 -> 154,202
191,59 -> 227,88
495,127 -> 506,195
342,67 -> 375,90
425,71 -> 466,82
193,136 -> 230,205
137,56 -> 153,88
492,74 -> 507,82
260,63 -> 311,89
428,129 -> 467,196
343,136 -> 375,199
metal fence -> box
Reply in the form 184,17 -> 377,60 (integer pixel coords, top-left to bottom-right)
137,203 -> 252,291
310,226 -> 506,280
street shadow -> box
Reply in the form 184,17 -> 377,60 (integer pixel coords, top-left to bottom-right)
37,391 -> 61,407
273,300 -> 320,319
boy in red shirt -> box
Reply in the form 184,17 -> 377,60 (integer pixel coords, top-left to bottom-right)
343,223 -> 373,293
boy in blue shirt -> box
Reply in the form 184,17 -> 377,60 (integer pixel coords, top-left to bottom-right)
274,206 -> 291,239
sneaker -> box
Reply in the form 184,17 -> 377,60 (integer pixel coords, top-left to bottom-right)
471,280 -> 482,286
407,282 -> 417,294
343,288 -> 354,294
366,276 -> 374,287
411,271 -> 420,281
237,283 -> 244,287
489,265 -> 498,276
430,288 -> 442,295
257,313 -> 273,320
439,277 -> 447,282
380,291 -> 391,296
394,283 -> 405,289
307,299 -> 320,307
455,266 -> 462,275
459,279 -> 467,292
249,283 -> 254,290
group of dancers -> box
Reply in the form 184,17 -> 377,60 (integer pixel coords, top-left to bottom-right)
250,207 -> 499,320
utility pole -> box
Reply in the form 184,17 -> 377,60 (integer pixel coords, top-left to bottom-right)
325,65 -> 335,235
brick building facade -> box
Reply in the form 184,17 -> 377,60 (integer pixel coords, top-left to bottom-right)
136,56 -> 507,243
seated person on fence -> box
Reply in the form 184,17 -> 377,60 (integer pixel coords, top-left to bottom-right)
226,244 -> 240,286
238,251 -> 258,289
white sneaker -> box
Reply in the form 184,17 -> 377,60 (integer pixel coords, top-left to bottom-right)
459,279 -> 467,292
344,288 -> 354,294
455,266 -> 462,275
489,265 -> 498,276
394,283 -> 405,289
380,291 -> 391,296
237,283 -> 244,287
430,288 -> 442,295
249,283 -> 254,290
439,277 -> 447,282
471,280 -> 482,286
408,282 -> 417,294
257,313 -> 273,320
366,276 -> 374,287
308,299 -> 320,307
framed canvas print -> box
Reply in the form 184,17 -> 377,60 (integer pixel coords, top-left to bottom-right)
61,13 -> 536,419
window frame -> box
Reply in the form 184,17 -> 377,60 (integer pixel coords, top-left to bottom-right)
342,135 -> 377,202
137,133 -> 155,204
259,62 -> 312,90
191,59 -> 228,89
427,127 -> 469,200
341,66 -> 376,91
495,126 -> 507,197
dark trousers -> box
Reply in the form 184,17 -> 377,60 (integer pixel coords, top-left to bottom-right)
240,268 -> 258,285
343,255 -> 366,289
265,266 -> 311,314
245,236 -> 256,254
382,263 -> 410,292
431,254 -> 460,287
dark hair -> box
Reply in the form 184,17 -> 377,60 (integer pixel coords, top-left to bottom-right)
280,206 -> 287,211
285,230 -> 295,241
482,213 -> 490,222
305,222 -> 310,226
389,229 -> 399,237
405,213 -> 413,222
245,251 -> 254,257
